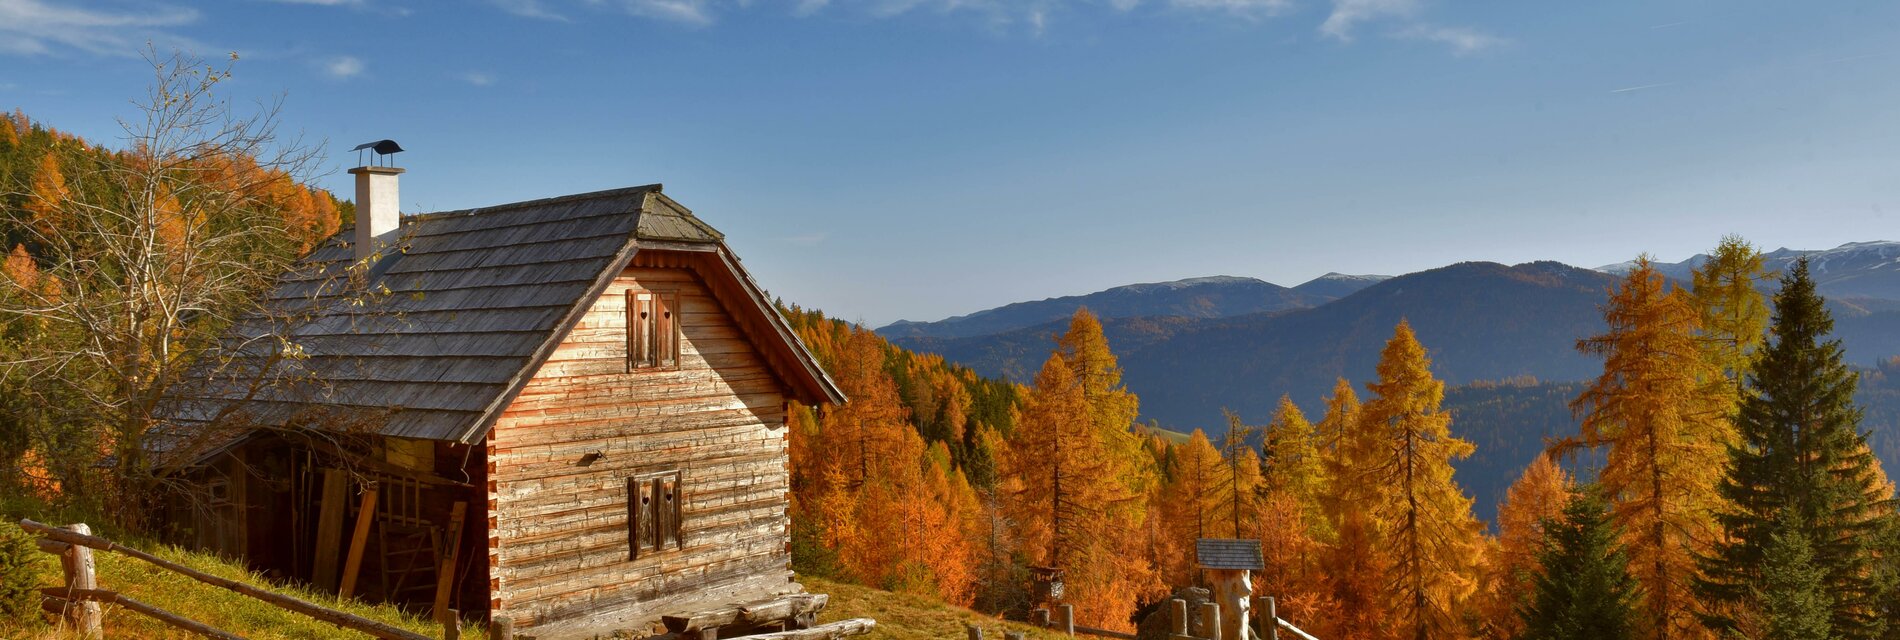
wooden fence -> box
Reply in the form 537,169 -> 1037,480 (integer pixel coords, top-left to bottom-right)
21,519 -> 441,640
1008,596 -> 1319,640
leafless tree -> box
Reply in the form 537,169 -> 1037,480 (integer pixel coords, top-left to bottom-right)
0,48 -> 378,525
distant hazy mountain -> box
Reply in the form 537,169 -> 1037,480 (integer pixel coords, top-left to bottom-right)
893,258 -> 1900,432
1598,241 -> 1900,299
876,276 -> 1324,340
1290,272 -> 1392,299
895,261 -> 1622,427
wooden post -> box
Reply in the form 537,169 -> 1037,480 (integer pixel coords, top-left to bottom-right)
1170,598 -> 1188,637
313,469 -> 348,590
434,501 -> 468,621
1262,596 -> 1277,640
965,623 -> 984,640
488,615 -> 513,640
1032,608 -> 1050,627
339,484 -> 379,598
60,523 -> 102,640
1198,601 -> 1222,640
1058,604 -> 1074,636
443,609 -> 461,640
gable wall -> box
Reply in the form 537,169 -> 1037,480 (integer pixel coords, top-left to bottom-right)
485,256 -> 796,635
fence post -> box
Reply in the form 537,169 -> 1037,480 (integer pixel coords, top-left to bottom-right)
1169,598 -> 1188,637
443,609 -> 460,640
1262,597 -> 1277,640
488,615 -> 513,640
1197,601 -> 1221,640
1058,603 -> 1074,636
966,623 -> 984,640
61,523 -> 102,640
1032,608 -> 1050,628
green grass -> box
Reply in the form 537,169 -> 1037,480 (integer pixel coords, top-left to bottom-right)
2,497 -> 1054,640
803,577 -> 1066,640
1,498 -> 470,640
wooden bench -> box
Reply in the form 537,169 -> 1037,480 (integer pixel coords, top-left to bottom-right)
661,593 -> 829,639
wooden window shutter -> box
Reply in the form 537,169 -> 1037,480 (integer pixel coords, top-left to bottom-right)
627,476 -> 646,560
627,291 -> 656,369
657,474 -> 682,549
656,291 -> 679,368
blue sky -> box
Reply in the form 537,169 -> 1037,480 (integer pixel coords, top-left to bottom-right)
3,0 -> 1898,326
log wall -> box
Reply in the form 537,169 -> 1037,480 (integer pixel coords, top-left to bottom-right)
486,257 -> 796,634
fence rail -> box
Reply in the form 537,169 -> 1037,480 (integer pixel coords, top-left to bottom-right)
21,519 -> 437,640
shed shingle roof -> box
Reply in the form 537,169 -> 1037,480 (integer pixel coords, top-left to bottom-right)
1196,538 -> 1264,571
157,183 -> 835,455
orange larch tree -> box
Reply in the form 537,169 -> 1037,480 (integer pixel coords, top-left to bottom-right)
1359,320 -> 1484,640
1569,258 -> 1733,640
1477,455 -> 1573,639
1160,430 -> 1224,585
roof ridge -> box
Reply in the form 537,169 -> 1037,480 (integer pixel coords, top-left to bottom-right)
406,183 -> 664,222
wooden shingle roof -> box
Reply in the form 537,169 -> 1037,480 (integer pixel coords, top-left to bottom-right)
1196,539 -> 1264,571
157,184 -> 839,453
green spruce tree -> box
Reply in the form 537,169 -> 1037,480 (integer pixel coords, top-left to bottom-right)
1696,257 -> 1895,639
1519,488 -> 1641,640
1755,516 -> 1834,640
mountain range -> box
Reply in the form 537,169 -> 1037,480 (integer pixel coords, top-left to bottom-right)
882,242 -> 1900,426
880,273 -> 1389,340
877,241 -> 1900,523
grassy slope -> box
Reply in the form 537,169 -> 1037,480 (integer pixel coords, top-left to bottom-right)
3,536 -> 1047,640
2,522 -> 472,639
805,577 -> 1066,640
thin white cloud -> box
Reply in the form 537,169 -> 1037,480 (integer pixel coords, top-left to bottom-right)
490,0 -> 567,19
0,0 -> 200,56
1170,0 -> 1292,19
1320,0 -> 1416,41
265,0 -> 363,5
1610,82 -> 1675,94
462,71 -> 496,86
1397,24 -> 1505,55
615,0 -> 714,25
323,55 -> 365,78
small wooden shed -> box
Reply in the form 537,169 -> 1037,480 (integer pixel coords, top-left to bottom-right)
154,180 -> 843,638
1196,539 -> 1263,640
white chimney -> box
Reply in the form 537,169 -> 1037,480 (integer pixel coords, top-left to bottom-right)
349,165 -> 403,262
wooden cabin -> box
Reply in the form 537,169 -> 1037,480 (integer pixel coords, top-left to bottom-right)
153,171 -> 843,639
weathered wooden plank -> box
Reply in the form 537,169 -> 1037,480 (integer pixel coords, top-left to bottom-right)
339,487 -> 379,598
743,619 -> 874,639
434,502 -> 468,622
312,470 -> 348,592
492,408 -> 780,452
661,593 -> 828,633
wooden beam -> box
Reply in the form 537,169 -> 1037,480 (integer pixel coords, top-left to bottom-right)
737,618 -> 875,639
18,519 -> 431,640
47,588 -> 248,640
434,502 -> 468,623
313,469 -> 348,591
661,593 -> 828,633
339,485 -> 380,599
